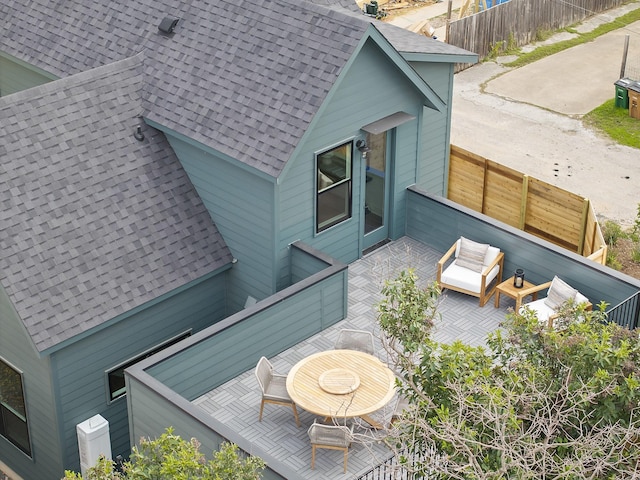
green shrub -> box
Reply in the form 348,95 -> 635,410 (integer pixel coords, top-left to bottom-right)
632,243 -> 640,264
602,220 -> 624,246
607,250 -> 622,270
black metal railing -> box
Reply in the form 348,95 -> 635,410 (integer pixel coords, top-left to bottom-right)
607,290 -> 640,330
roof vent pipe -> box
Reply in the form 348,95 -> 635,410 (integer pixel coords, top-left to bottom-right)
134,126 -> 145,142
158,17 -> 179,34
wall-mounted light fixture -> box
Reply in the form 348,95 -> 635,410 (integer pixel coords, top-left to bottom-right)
356,139 -> 371,157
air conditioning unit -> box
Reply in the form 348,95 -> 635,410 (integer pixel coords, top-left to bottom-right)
76,414 -> 111,478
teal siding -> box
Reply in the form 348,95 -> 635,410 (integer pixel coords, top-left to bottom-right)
147,272 -> 347,400
277,39 -> 428,285
289,243 -> 333,283
0,54 -> 55,96
126,376 -> 288,480
127,246 -> 347,480
50,274 -> 227,473
410,62 -> 454,194
409,62 -> 453,101
0,286 -> 63,480
166,136 -> 276,309
405,188 -> 640,307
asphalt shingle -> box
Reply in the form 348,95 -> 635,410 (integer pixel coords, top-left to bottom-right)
1,0 -> 473,178
0,54 -> 232,352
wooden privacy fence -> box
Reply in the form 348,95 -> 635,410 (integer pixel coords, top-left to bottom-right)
447,0 -> 629,69
448,145 -> 607,264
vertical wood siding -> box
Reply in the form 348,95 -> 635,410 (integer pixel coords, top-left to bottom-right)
0,287 -> 64,480
51,275 -> 226,472
405,187 -> 640,309
167,136 -> 276,308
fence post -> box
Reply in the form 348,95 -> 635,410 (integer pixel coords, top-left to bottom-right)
519,175 -> 529,229
578,198 -> 589,255
446,0 -> 453,42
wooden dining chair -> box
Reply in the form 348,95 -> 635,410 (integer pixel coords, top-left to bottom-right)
307,421 -> 354,473
254,356 -> 300,427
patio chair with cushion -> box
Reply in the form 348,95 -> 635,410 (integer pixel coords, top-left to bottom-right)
254,356 -> 301,427
334,328 -> 375,355
308,421 -> 354,473
519,275 -> 592,329
437,237 -> 504,307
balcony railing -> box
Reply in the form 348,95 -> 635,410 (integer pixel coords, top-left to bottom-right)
607,290 -> 640,330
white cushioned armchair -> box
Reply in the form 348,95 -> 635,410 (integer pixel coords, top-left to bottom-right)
519,275 -> 592,329
437,237 -> 504,307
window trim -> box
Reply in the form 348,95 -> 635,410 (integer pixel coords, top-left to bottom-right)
105,330 -> 191,404
315,140 -> 354,233
0,357 -> 32,457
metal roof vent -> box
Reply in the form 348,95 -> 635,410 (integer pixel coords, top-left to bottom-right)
158,17 -> 179,34
133,126 -> 145,142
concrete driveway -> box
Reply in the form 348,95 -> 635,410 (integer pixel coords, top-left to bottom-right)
485,19 -> 640,115
388,1 -> 640,225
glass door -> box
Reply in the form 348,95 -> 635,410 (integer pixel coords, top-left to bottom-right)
363,131 -> 390,250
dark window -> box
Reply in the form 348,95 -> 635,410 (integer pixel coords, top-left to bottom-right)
316,142 -> 353,232
0,359 -> 31,456
107,331 -> 191,402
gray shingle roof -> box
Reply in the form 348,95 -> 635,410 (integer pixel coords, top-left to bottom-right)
1,0 -> 474,178
0,54 -> 233,353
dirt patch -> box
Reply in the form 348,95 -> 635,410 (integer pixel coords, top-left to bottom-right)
611,238 -> 640,280
378,0 -> 439,20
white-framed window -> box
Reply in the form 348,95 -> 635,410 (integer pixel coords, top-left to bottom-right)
316,141 -> 353,232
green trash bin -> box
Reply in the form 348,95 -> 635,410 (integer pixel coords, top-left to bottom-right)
615,79 -> 630,109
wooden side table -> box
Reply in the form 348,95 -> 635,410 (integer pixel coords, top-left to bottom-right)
494,278 -> 538,310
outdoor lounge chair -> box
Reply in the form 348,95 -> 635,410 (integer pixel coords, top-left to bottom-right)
334,328 -> 375,355
437,237 -> 504,306
308,421 -> 354,473
519,275 -> 592,329
254,356 -> 300,427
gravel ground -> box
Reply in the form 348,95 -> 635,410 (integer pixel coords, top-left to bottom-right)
448,3 -> 640,226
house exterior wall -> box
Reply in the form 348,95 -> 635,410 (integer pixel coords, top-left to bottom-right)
165,135 -> 276,311
410,62 -> 455,195
51,273 -> 227,475
276,39 -> 430,288
126,244 -> 347,480
0,54 -> 55,97
0,286 -> 63,480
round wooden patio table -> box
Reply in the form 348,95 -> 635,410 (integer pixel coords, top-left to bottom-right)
286,349 -> 396,428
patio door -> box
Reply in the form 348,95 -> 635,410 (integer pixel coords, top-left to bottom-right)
363,130 -> 391,250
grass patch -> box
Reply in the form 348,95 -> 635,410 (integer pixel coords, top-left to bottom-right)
583,99 -> 640,149
503,7 -> 640,68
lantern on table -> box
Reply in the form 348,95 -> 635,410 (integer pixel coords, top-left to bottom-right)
513,269 -> 525,288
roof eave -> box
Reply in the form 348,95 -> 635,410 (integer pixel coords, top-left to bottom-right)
401,51 -> 479,64
367,25 -> 446,112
